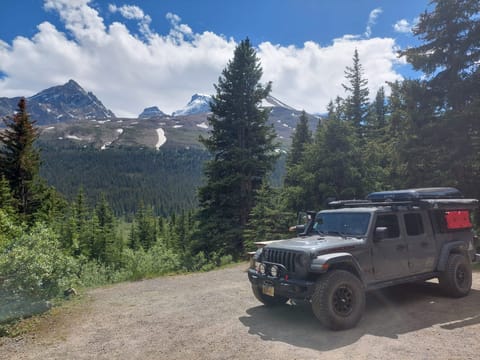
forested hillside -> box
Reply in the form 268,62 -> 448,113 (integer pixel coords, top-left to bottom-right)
38,142 -> 210,216
38,143 -> 286,216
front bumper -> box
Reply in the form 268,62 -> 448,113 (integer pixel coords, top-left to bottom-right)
247,268 -> 315,299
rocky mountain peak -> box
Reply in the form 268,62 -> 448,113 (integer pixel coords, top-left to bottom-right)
139,106 -> 165,119
0,80 -> 115,125
173,94 -> 212,116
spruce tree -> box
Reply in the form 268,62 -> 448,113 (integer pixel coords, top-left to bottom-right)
130,203 -> 157,251
399,0 -> 480,198
400,0 -> 480,111
196,38 -> 277,256
282,111 -> 314,210
244,182 -> 294,251
0,176 -> 15,216
371,87 -> 387,129
342,49 -> 370,137
94,194 -> 120,265
306,104 -> 364,207
0,98 -> 41,217
286,111 -> 312,169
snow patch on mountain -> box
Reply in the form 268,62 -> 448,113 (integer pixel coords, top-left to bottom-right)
66,135 -> 83,141
156,128 -> 166,149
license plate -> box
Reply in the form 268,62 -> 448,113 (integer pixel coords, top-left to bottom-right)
262,284 -> 274,297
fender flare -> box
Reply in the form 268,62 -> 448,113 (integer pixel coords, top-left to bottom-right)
310,252 -> 365,284
437,240 -> 468,271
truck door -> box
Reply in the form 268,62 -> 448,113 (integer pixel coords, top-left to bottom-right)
403,212 -> 436,273
372,214 -> 410,280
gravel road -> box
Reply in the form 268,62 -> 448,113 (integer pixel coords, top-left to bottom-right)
1,263 -> 480,360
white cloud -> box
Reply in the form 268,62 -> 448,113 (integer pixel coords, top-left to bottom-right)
114,5 -> 145,20
258,36 -> 401,113
394,19 -> 413,33
365,8 -> 382,38
0,0 -> 403,117
109,3 -> 153,38
43,0 -> 107,44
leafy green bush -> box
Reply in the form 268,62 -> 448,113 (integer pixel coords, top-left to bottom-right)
0,223 -> 78,301
185,251 -> 234,272
120,243 -> 183,281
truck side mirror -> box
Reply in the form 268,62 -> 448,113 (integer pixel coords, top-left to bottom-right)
297,212 -> 308,225
374,227 -> 389,242
289,224 -> 305,233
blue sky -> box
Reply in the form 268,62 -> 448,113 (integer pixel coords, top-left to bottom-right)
0,0 -> 431,117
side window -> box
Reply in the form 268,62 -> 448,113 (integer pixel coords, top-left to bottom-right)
375,215 -> 400,238
404,213 -> 424,236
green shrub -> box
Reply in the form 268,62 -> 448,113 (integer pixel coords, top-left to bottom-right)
0,223 -> 78,301
120,243 -> 183,281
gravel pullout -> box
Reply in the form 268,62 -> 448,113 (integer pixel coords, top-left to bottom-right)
2,263 -> 480,359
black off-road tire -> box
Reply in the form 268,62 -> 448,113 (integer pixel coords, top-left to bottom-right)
311,270 -> 365,330
439,253 -> 472,297
251,285 -> 289,306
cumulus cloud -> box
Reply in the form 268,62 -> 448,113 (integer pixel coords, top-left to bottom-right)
0,0 -> 403,117
258,37 -> 401,113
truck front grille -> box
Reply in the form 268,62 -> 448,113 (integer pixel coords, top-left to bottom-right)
263,248 -> 297,273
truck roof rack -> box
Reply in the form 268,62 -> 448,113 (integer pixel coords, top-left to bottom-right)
328,188 -> 478,210
366,187 -> 463,202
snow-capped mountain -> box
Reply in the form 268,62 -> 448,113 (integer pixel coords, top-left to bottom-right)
0,80 -> 115,125
1,80 -> 320,152
171,94 -> 300,117
173,94 -> 212,116
139,106 -> 165,119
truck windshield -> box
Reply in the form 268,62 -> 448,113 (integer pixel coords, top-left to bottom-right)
314,212 -> 371,237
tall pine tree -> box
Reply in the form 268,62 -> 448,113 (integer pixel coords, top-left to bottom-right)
0,98 -> 41,217
285,110 -> 312,171
196,38 -> 277,256
282,110 -> 314,210
342,49 -> 370,138
399,0 -> 480,197
400,0 -> 480,111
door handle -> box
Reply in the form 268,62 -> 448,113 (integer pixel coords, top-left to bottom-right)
397,244 -> 406,251
421,242 -> 429,248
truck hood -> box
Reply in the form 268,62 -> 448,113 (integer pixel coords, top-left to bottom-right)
264,235 -> 365,254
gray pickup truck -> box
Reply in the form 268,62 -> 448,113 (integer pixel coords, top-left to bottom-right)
248,187 -> 478,330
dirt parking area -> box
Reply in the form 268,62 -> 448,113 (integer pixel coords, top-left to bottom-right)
1,263 -> 480,359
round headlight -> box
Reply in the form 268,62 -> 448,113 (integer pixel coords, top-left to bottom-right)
259,263 -> 266,275
270,265 -> 279,277
296,253 -> 310,267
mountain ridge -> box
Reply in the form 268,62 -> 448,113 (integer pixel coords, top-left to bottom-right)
2,80 -> 319,150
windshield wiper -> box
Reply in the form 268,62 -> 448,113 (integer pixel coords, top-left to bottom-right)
326,230 -> 347,239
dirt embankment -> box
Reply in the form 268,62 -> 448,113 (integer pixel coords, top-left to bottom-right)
1,263 -> 480,360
